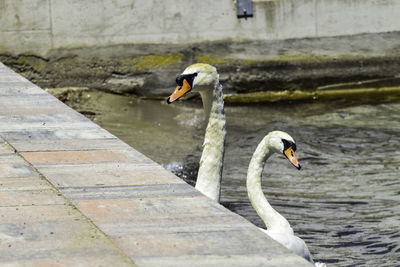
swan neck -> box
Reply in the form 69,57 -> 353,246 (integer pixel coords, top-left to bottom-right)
247,135 -> 293,234
196,83 -> 226,202
200,88 -> 213,122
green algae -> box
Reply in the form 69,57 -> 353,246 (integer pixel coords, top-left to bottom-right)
195,56 -> 226,65
243,53 -> 366,65
16,55 -> 47,71
276,53 -> 365,64
224,86 -> 400,103
128,53 -> 183,71
276,53 -> 330,63
195,53 -> 366,68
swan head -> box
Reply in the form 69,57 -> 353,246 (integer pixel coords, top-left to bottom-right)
267,131 -> 301,170
167,63 -> 219,104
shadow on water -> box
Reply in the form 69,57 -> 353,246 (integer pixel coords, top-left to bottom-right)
64,90 -> 400,267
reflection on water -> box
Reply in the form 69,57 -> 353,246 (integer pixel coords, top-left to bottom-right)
68,91 -> 400,266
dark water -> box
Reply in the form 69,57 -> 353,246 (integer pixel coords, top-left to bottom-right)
67,91 -> 400,266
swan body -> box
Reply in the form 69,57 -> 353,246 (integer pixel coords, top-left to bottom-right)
247,131 -> 325,266
167,63 -> 226,202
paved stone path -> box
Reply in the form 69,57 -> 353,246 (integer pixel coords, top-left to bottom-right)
0,63 -> 311,266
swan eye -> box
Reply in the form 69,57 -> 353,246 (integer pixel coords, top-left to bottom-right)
176,73 -> 198,87
292,143 -> 297,152
176,75 -> 184,86
282,139 -> 296,152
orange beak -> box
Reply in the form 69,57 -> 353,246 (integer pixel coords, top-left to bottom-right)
167,79 -> 192,104
284,147 -> 301,170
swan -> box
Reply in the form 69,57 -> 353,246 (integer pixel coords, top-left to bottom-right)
167,63 -> 226,202
247,131 -> 326,267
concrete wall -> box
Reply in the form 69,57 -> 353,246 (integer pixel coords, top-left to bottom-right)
1,0 -> 400,57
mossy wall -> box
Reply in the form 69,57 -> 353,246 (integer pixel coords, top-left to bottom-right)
2,32 -> 400,102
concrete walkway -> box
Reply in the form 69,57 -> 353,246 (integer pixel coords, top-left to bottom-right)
0,62 -> 311,266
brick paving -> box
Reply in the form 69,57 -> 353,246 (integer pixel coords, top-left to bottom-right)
0,63 -> 311,266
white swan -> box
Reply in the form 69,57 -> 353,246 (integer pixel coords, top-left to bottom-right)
167,63 -> 226,202
247,131 -> 326,267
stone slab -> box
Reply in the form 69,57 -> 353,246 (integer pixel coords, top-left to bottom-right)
133,254 -> 311,267
0,94 -> 61,109
0,151 -> 135,265
0,176 -> 50,191
0,154 -> 39,178
35,163 -> 183,188
10,138 -> 130,152
21,150 -> 133,164
21,149 -> 153,165
0,205 -> 134,266
66,189 -> 309,265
